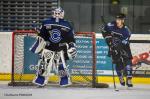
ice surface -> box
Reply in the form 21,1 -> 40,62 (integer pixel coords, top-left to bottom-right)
0,81 -> 150,99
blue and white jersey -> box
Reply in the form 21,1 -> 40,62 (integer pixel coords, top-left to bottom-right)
101,21 -> 133,59
39,17 -> 75,51
102,21 -> 131,40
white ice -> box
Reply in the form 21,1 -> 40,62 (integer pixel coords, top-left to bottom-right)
0,81 -> 150,99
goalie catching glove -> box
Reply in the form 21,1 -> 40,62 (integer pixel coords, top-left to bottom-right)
66,42 -> 77,60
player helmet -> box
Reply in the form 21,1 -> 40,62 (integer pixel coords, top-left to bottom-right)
52,7 -> 64,19
116,13 -> 126,20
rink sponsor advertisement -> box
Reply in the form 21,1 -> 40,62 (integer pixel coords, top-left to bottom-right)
130,42 -> 150,76
24,36 -> 113,75
68,38 -> 113,75
24,37 -> 39,74
23,34 -> 150,76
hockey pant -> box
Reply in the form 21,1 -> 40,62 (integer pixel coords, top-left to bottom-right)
110,45 -> 132,78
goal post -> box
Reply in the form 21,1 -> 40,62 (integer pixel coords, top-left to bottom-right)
75,32 -> 97,87
8,30 -> 108,88
11,30 -> 37,86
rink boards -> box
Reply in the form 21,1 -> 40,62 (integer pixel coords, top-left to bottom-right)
0,32 -> 150,84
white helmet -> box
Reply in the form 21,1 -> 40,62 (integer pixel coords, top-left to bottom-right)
53,7 -> 64,19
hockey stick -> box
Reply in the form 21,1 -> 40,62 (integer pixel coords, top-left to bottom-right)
112,63 -> 119,91
110,47 -> 119,91
100,15 -> 119,91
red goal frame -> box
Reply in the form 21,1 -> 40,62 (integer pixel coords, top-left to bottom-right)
10,30 -> 97,87
11,30 -> 36,85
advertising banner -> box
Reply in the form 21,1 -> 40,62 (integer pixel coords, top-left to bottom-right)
23,35 -> 150,77
130,41 -> 150,76
24,36 -> 113,75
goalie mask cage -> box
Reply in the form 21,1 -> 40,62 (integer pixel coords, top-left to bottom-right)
8,30 -> 108,88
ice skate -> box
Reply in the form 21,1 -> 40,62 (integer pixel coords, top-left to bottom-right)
126,77 -> 133,87
119,77 -> 125,86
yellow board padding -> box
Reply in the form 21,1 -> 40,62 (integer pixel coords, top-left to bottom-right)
98,76 -> 150,84
0,74 -> 11,80
0,74 -> 150,84
0,74 -> 93,83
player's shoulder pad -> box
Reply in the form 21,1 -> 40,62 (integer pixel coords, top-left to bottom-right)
124,25 -> 129,29
61,19 -> 73,29
125,25 -> 131,35
42,17 -> 53,24
125,26 -> 131,32
107,21 -> 115,27
62,19 -> 72,26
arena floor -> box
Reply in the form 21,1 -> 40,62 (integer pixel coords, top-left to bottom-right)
0,81 -> 150,99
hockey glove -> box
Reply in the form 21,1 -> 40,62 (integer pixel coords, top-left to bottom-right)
105,35 -> 112,47
122,40 -> 129,45
67,42 -> 77,60
122,38 -> 129,45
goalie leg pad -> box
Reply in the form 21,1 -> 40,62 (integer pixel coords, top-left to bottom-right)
58,50 -> 71,86
33,49 -> 55,86
58,64 -> 71,86
33,74 -> 46,86
32,58 -> 46,86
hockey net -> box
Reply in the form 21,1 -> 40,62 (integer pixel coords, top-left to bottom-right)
8,30 -> 108,88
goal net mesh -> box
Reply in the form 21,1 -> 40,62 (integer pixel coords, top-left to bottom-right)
8,30 -> 108,88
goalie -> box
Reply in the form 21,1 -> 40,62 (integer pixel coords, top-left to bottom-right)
30,7 -> 77,87
101,13 -> 133,87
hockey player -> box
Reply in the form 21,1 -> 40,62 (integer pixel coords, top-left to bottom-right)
30,7 -> 77,87
101,13 -> 133,87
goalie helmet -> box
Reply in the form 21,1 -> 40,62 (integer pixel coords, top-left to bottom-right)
52,7 -> 64,19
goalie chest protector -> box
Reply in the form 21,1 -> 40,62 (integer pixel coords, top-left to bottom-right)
39,17 -> 75,51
